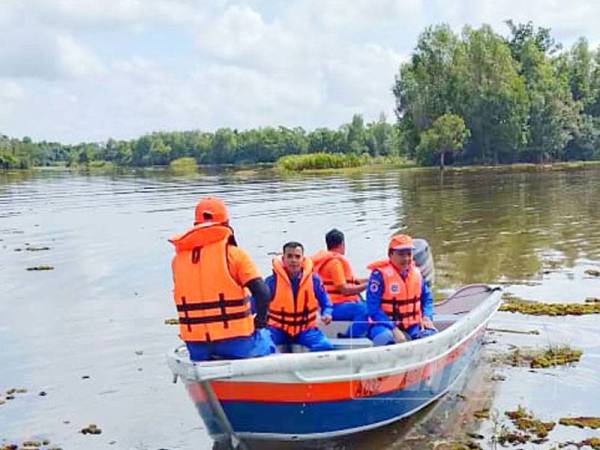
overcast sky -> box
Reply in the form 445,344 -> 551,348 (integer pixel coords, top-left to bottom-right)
1,0 -> 599,144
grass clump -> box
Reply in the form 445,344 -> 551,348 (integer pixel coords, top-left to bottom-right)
473,409 -> 490,420
505,406 -> 555,438
530,347 -> 582,368
492,345 -> 582,368
558,417 -> 600,429
500,293 -> 600,316
276,152 -> 368,171
579,438 -> 600,448
26,265 -> 54,271
169,157 -> 197,172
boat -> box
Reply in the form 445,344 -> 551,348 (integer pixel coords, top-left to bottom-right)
166,240 -> 501,448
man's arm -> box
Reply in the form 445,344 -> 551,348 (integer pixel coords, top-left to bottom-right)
229,247 -> 271,328
420,278 -> 435,330
313,274 -> 333,323
329,260 -> 367,296
420,278 -> 433,320
247,277 -> 271,328
366,271 -> 394,329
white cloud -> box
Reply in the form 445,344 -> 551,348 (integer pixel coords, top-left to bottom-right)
0,27 -> 104,80
5,0 -> 205,29
0,80 -> 25,101
2,0 -> 600,143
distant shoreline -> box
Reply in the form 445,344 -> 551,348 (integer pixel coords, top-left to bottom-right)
3,159 -> 600,176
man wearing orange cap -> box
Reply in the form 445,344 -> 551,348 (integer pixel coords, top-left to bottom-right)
169,197 -> 276,361
366,234 -> 437,345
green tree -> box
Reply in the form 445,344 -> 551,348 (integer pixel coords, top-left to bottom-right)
393,24 -> 459,155
452,25 -> 528,163
416,113 -> 470,168
506,24 -> 579,162
344,114 -> 368,154
567,38 -> 595,107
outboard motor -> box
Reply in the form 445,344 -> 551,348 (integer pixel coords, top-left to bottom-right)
413,238 -> 435,287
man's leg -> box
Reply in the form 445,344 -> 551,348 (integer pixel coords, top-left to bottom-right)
296,328 -> 334,352
331,302 -> 369,338
212,329 -> 277,359
185,341 -> 212,361
406,325 -> 438,340
368,325 -> 395,346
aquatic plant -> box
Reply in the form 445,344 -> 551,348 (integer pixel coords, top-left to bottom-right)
505,406 -> 555,438
80,424 -> 102,435
558,417 -> 600,429
500,294 -> 600,315
492,345 -> 582,368
473,409 -> 490,419
530,346 -> 583,368
276,152 -> 369,171
169,157 -> 197,172
26,265 -> 54,271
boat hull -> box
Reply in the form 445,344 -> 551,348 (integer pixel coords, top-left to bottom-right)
168,284 -> 501,442
186,327 -> 484,440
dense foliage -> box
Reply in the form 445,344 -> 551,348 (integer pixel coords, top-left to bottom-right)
394,21 -> 600,165
0,114 -> 400,169
2,22 -> 600,170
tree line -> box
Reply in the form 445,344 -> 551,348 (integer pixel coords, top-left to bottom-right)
0,114 -> 400,169
2,21 -> 600,170
395,21 -> 600,166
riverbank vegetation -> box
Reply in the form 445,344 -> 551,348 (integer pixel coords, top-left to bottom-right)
2,21 -> 600,170
492,345 -> 583,368
500,293 -> 600,315
275,153 -> 413,171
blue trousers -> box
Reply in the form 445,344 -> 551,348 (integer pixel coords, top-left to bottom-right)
368,324 -> 438,346
332,301 -> 369,338
186,328 -> 276,361
268,326 -> 334,352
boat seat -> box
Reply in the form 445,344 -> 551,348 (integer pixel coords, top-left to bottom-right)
329,337 -> 373,350
433,313 -> 461,332
280,338 -> 373,354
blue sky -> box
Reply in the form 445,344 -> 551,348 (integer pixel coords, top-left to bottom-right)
1,0 -> 599,143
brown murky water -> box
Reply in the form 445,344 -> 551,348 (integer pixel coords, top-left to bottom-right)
1,167 -> 599,449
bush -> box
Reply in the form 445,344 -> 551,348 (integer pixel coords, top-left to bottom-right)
276,152 -> 369,171
169,157 -> 198,172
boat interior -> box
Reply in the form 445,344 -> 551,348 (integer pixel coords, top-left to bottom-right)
277,312 -> 463,353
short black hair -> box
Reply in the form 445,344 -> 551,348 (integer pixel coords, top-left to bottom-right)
283,241 -> 304,253
325,229 -> 344,250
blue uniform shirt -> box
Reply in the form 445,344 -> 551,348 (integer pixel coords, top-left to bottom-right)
366,268 -> 433,330
264,271 -> 333,317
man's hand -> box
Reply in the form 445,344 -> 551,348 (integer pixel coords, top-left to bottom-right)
254,314 -> 267,329
321,315 -> 332,325
421,317 -> 435,330
392,327 -> 408,343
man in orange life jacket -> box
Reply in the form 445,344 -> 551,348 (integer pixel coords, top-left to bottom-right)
366,234 -> 437,345
311,229 -> 369,338
169,197 -> 276,361
265,241 -> 334,352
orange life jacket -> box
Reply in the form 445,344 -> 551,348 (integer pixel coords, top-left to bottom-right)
268,257 -> 318,337
311,250 -> 358,304
367,259 -> 422,330
169,224 -> 254,342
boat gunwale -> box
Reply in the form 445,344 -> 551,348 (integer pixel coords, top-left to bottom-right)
167,284 -> 501,383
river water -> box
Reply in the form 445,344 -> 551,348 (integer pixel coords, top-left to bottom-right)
1,167 -> 599,449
